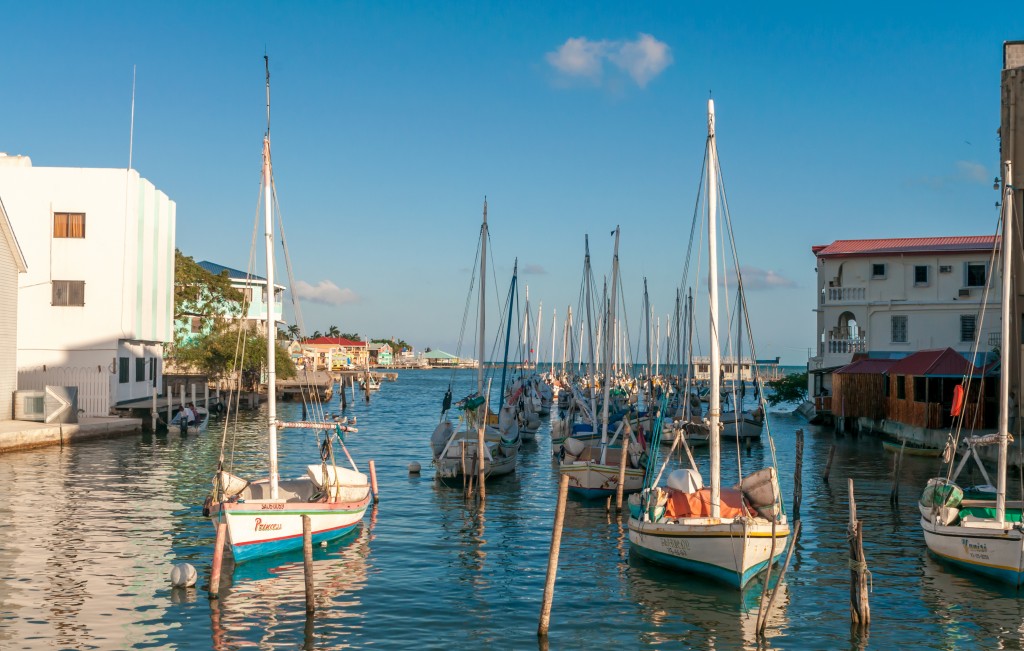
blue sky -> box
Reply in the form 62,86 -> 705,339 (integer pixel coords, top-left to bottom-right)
2,2 -> 1020,364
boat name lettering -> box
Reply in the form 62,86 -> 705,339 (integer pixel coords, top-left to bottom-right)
261,503 -> 284,510
254,517 -> 283,532
961,538 -> 989,559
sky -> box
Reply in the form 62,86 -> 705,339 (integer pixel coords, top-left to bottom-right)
2,2 -> 1022,365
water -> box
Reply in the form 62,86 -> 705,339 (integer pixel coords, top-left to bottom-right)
2,369 -> 1023,649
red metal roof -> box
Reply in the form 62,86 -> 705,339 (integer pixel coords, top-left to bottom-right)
813,236 -> 997,259
886,348 -> 980,377
835,359 -> 896,374
305,337 -> 367,347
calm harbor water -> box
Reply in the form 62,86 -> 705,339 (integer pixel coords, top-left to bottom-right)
2,369 -> 1024,649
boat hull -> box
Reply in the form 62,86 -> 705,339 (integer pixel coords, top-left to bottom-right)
212,496 -> 371,563
628,516 -> 789,589
559,460 -> 645,498
921,516 -> 1024,586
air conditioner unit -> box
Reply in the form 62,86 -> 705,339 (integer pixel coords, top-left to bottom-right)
939,265 -> 953,273
13,390 -> 45,421
958,288 -> 971,298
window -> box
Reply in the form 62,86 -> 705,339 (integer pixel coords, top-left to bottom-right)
52,280 -> 85,306
148,358 -> 157,386
190,316 -> 202,334
914,265 -> 929,286
965,262 -> 987,287
119,357 -> 129,384
897,375 -> 907,400
53,212 -> 85,238
136,358 -> 146,382
960,315 -> 976,342
914,377 -> 927,403
872,263 -> 886,278
891,315 -> 908,343
883,374 -> 891,397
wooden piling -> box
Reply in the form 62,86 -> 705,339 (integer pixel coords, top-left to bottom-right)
794,429 -> 804,521
822,443 -> 836,482
848,479 -> 870,626
615,423 -> 631,511
369,460 -> 379,503
204,383 -> 210,411
460,441 -> 467,492
538,473 -> 570,639
302,515 -> 315,613
209,521 -> 227,598
758,520 -> 801,637
151,388 -> 157,432
889,442 -> 905,505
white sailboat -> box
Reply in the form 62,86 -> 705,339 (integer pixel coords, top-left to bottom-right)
628,100 -> 789,589
207,60 -> 371,562
920,160 -> 1024,586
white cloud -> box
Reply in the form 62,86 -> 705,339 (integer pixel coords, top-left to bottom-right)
294,279 -> 360,306
607,34 -> 673,88
719,266 -> 797,290
523,263 -> 547,275
955,160 -> 989,184
546,33 -> 672,89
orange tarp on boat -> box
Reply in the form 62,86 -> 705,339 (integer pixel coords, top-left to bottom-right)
665,487 -> 751,519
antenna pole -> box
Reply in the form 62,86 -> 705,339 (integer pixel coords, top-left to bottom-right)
127,65 -> 136,170
265,55 -> 271,133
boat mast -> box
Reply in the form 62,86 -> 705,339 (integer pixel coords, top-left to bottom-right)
584,236 -> 598,424
707,99 -> 721,518
536,302 -> 543,370
998,160 -> 1014,524
478,198 -> 487,396
600,227 -> 621,464
550,308 -> 557,372
264,57 -> 280,500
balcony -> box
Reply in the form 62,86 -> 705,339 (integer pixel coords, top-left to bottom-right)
826,332 -> 867,355
823,286 -> 867,303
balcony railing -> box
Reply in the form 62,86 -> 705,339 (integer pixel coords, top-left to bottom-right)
827,335 -> 867,355
824,287 -> 867,303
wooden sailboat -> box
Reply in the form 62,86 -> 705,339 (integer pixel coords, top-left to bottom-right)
628,100 -> 789,589
559,227 -> 645,498
430,202 -> 520,482
920,160 -> 1024,585
208,59 -> 371,562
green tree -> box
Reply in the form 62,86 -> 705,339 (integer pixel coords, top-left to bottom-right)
286,324 -> 301,340
311,330 -> 323,339
174,321 -> 297,383
340,332 -> 361,341
327,325 -> 341,337
171,250 -> 245,347
764,372 -> 808,406
373,337 -> 411,352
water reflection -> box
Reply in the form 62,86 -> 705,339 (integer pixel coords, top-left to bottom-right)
210,524 -> 371,650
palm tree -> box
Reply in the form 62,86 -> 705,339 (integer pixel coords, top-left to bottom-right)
286,324 -> 301,340
311,330 -> 323,339
327,325 -> 341,337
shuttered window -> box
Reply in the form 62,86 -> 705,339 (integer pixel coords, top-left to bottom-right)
119,357 -> 129,384
136,358 -> 146,382
960,315 -> 976,342
53,212 -> 86,238
891,315 -> 908,343
52,280 -> 85,306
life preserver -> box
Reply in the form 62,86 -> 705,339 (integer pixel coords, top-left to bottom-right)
951,384 -> 965,417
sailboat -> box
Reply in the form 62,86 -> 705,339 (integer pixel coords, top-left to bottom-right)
558,227 -> 646,499
430,201 -> 520,482
628,100 -> 789,589
207,59 -> 371,562
919,161 -> 1024,585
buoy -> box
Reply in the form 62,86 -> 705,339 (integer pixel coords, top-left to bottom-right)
170,562 -> 197,588
408,462 -> 421,474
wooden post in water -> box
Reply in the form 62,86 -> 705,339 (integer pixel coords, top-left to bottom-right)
369,460 -> 379,503
204,382 -> 210,411
794,429 -> 804,521
190,383 -> 196,410
460,441 -> 467,492
302,515 -> 315,613
615,423 -> 631,511
822,443 -> 837,482
151,388 -> 157,432
538,473 -> 570,639
341,379 -> 348,410
889,442 -> 905,506
209,521 -> 227,598
848,479 -> 870,626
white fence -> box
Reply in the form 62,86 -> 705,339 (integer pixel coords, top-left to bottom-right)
17,367 -> 110,417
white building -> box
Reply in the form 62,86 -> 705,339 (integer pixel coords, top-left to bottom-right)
0,154 -> 175,415
0,195 -> 28,420
808,236 -> 1000,396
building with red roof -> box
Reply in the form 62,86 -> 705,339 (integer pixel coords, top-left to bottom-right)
808,235 -> 1001,405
